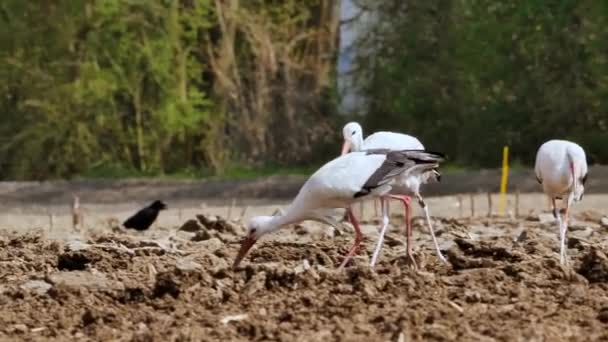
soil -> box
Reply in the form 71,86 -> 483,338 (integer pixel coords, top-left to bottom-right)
2,169 -> 608,341
2,206 -> 608,341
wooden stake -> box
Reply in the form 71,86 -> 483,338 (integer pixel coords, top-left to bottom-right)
487,192 -> 493,218
240,206 -> 249,221
359,201 -> 365,221
227,199 -> 236,220
72,195 -> 81,231
458,195 -> 463,218
374,199 -> 379,218
48,213 -> 54,231
469,194 -> 475,217
515,190 -> 520,218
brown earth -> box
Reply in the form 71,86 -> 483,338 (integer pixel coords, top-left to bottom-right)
2,210 -> 608,341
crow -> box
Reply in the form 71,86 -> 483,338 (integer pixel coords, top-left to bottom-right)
123,200 -> 167,231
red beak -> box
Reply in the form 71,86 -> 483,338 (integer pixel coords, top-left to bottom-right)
233,235 -> 257,269
341,140 -> 352,155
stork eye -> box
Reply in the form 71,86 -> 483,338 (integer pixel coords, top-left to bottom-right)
351,131 -> 356,136
250,228 -> 257,234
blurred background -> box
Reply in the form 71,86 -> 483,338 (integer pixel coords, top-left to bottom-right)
0,0 -> 607,181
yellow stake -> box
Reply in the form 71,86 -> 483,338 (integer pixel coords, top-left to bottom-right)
498,146 -> 509,215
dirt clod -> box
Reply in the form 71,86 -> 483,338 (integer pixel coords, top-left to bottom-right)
47,271 -> 124,291
191,229 -> 212,241
179,219 -> 203,232
578,248 -> 608,282
20,280 -> 52,295
57,250 -> 99,270
153,271 -> 181,298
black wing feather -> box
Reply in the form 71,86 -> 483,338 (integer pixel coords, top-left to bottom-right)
354,150 -> 445,198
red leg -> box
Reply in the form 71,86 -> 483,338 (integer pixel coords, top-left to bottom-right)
389,195 -> 416,268
339,207 -> 364,269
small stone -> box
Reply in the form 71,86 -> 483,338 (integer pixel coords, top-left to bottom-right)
464,289 -> 482,303
137,322 -> 148,333
208,254 -> 229,275
361,282 -> 376,297
196,237 -> 223,253
66,240 -> 90,252
307,267 -> 320,281
360,225 -> 378,236
47,271 -> 124,291
601,217 -> 608,228
20,280 -> 52,295
12,324 -> 28,333
243,272 -> 267,296
175,259 -> 202,272
515,230 -> 528,242
294,259 -> 311,274
220,314 -> 248,325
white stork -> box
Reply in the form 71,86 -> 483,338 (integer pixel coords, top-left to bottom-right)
341,122 -> 444,267
233,149 -> 445,269
534,139 -> 588,265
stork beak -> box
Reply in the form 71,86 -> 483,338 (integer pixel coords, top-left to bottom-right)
233,235 -> 257,269
341,140 -> 352,155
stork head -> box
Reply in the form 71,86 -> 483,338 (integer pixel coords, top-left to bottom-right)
233,216 -> 277,269
341,122 -> 363,155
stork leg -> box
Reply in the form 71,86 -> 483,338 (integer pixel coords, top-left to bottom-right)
551,197 -> 567,265
370,197 -> 390,268
384,195 -> 416,268
417,194 -> 447,264
339,207 -> 364,269
558,161 -> 579,265
560,196 -> 574,266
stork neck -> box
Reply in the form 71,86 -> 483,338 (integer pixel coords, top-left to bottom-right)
351,134 -> 364,152
269,199 -> 309,230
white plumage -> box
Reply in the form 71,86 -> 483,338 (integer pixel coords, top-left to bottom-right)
534,139 -> 588,265
233,149 -> 444,269
363,131 -> 424,151
341,122 -> 444,267
342,122 -> 424,153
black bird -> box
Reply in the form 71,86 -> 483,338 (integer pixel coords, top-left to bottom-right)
123,200 -> 167,231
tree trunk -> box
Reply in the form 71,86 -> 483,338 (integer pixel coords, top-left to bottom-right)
133,88 -> 146,172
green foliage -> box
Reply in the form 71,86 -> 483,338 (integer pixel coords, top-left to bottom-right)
6,0 -> 605,180
0,0 -> 338,180
354,0 -> 608,167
